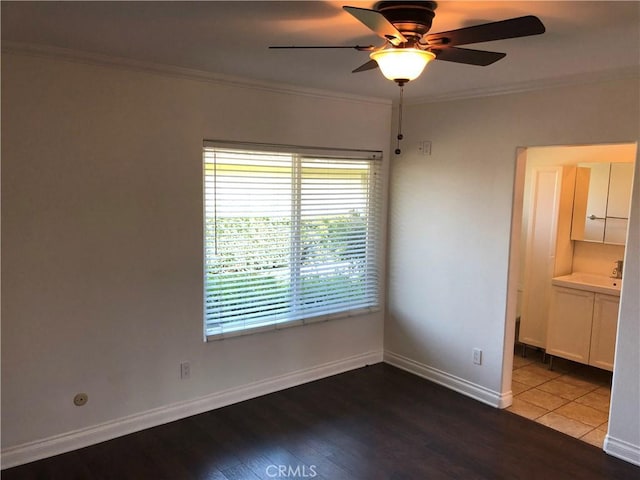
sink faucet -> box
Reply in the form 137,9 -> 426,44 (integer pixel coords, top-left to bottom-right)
612,260 -> 624,279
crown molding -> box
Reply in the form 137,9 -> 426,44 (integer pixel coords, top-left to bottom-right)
4,41 -> 638,108
406,65 -> 640,105
1,42 -> 392,106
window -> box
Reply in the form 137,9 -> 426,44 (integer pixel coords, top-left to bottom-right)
203,141 -> 382,340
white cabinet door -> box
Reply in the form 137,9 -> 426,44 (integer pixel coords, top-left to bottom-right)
603,218 -> 628,245
604,163 -> 634,244
546,286 -> 594,364
589,294 -> 620,371
607,163 -> 634,219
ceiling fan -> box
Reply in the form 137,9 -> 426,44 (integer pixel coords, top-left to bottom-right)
270,1 -> 546,86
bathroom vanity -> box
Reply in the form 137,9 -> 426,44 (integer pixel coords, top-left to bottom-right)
546,273 -> 621,371
518,155 -> 633,361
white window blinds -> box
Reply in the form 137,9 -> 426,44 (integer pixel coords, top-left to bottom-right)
203,141 -> 382,340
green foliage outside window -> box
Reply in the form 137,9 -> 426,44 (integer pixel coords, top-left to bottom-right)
205,212 -> 369,322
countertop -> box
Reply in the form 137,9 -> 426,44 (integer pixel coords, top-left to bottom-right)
552,272 -> 622,297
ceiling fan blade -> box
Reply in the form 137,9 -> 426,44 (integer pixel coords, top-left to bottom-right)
431,47 -> 506,66
426,15 -> 545,47
352,59 -> 379,73
269,45 -> 375,51
343,6 -> 407,46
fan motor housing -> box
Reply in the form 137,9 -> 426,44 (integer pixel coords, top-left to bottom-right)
375,1 -> 438,36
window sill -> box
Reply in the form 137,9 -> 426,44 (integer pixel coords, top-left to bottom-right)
205,306 -> 379,342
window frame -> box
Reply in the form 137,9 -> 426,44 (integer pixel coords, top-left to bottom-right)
203,140 -> 383,341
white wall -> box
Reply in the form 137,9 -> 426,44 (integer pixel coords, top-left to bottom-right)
572,242 -> 626,276
1,51 -> 391,464
385,75 -> 639,459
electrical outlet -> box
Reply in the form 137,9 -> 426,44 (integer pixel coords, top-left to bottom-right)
472,348 -> 482,365
180,361 -> 191,380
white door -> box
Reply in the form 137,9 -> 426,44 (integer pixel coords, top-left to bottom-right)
519,167 -> 563,348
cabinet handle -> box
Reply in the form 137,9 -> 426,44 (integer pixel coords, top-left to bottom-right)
588,214 -> 605,220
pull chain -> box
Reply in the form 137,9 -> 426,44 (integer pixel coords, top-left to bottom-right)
395,84 -> 404,155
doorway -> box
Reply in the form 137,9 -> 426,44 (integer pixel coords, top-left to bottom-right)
504,143 -> 637,448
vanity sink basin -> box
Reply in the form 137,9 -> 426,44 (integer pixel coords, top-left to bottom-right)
552,273 -> 622,296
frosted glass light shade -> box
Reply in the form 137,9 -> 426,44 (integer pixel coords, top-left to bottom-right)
370,48 -> 436,83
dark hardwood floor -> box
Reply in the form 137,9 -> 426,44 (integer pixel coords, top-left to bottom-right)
3,363 -> 638,479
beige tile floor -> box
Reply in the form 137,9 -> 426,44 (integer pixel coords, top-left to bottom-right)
508,347 -> 612,448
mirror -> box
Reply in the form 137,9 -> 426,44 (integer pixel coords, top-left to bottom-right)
571,163 -> 609,242
571,162 -> 633,245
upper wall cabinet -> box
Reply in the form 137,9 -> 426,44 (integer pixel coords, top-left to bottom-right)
571,162 -> 634,245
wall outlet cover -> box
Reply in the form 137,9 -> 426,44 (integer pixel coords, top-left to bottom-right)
472,348 -> 482,365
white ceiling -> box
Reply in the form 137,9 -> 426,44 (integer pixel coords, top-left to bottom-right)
2,1 -> 639,100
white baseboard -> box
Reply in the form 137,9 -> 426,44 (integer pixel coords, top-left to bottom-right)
1,350 -> 383,470
384,350 -> 510,408
604,434 -> 640,466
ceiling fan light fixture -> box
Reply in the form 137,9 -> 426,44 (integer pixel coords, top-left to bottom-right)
370,48 -> 435,84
